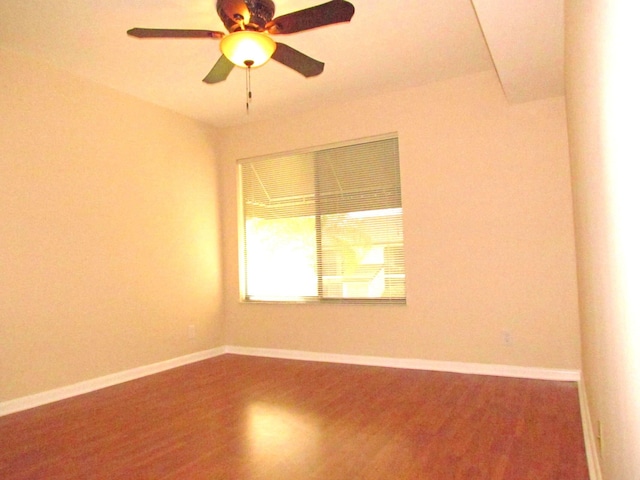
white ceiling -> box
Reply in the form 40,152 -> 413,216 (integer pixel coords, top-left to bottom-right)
0,0 -> 564,128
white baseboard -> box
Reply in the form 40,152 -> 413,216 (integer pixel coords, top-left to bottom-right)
578,376 -> 603,480
224,346 -> 581,382
0,348 -> 225,417
1,345 -> 581,418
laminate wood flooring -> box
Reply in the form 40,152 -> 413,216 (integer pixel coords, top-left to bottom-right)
0,354 -> 589,479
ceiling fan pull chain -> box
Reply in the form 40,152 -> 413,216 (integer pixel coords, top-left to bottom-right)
245,60 -> 254,113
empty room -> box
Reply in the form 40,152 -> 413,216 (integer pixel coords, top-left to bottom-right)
1,1 -> 638,479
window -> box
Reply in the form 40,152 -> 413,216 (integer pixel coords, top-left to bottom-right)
239,134 -> 405,303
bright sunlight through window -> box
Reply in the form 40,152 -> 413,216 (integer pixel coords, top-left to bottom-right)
239,134 -> 405,303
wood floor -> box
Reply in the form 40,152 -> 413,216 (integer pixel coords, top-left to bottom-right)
0,354 -> 589,479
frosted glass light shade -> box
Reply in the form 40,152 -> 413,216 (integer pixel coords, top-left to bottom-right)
220,31 -> 276,68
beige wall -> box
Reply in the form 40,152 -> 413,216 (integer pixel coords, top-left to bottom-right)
566,1 -> 640,478
0,49 -> 223,401
217,70 -> 581,370
1,41 -> 586,406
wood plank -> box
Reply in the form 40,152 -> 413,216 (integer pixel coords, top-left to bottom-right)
0,355 -> 589,479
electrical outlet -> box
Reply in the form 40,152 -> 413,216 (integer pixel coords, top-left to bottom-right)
502,330 -> 512,346
188,324 -> 196,339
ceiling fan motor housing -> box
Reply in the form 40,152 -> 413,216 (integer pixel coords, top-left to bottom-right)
216,0 -> 276,32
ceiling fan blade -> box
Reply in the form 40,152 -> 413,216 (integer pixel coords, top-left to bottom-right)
202,55 -> 235,84
267,1 -> 355,34
127,28 -> 225,39
272,43 -> 324,77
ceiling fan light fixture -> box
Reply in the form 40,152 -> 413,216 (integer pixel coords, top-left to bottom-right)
220,31 -> 276,68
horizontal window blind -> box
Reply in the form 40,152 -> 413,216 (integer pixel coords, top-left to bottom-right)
239,134 -> 405,303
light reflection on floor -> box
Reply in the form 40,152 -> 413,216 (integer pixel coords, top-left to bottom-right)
246,401 -> 320,472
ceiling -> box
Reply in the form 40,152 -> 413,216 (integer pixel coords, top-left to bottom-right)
0,0 -> 564,128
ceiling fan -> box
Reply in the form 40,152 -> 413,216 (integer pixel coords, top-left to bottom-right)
127,0 -> 355,84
